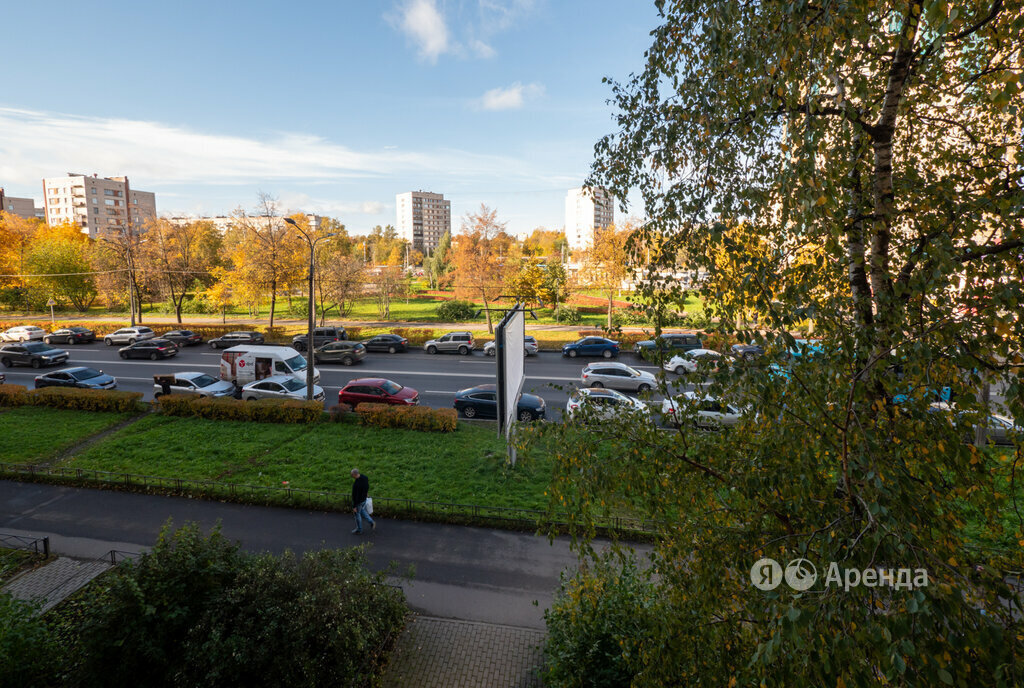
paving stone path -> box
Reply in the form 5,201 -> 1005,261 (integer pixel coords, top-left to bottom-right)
383,615 -> 545,688
2,556 -> 110,613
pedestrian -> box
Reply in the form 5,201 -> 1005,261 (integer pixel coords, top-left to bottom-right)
350,468 -> 375,535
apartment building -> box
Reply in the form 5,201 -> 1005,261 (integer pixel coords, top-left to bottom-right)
565,186 -> 614,251
396,191 -> 451,254
168,213 -> 321,234
0,188 -> 42,219
42,174 -> 156,237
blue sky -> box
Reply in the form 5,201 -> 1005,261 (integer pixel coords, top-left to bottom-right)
0,0 -> 660,235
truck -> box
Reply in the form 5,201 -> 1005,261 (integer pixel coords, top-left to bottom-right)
218,345 -> 320,387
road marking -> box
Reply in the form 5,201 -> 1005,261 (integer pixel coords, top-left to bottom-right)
423,390 -> 456,395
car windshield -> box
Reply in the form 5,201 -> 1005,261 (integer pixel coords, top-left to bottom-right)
24,343 -> 50,352
381,380 -> 402,395
281,378 -> 306,392
71,368 -> 101,381
621,365 -> 640,376
284,354 -> 307,371
192,374 -> 219,388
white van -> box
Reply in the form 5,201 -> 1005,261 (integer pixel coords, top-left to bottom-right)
219,345 -> 320,386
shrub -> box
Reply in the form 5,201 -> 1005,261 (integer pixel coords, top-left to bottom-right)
436,300 -> 479,322
328,403 -> 352,422
355,403 -> 457,432
553,306 -> 582,325
544,554 -> 656,688
0,594 -> 57,687
25,387 -> 145,413
158,395 -> 323,424
0,384 -> 28,406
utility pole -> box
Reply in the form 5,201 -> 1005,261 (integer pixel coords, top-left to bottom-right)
123,176 -> 139,326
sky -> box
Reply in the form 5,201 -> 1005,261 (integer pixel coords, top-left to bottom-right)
0,0 -> 661,236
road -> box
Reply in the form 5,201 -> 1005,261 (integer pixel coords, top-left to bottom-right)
0,338 -> 676,419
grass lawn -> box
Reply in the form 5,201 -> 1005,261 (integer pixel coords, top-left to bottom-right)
62,414 -> 552,510
0,547 -> 43,583
0,407 -> 133,463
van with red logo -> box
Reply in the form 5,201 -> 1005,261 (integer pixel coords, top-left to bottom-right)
219,345 -> 320,386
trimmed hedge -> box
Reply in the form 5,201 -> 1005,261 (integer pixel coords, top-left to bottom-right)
0,384 -> 144,413
355,403 -> 457,432
158,394 -> 323,424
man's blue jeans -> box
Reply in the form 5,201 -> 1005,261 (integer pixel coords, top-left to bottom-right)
354,500 -> 375,532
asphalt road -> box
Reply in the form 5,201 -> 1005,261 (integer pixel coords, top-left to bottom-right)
0,339 -> 676,419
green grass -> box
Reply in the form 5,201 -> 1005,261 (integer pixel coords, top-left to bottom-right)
0,407 -> 133,463
0,547 -> 42,583
62,414 -> 552,510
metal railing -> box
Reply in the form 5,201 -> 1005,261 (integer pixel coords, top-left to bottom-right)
0,461 -> 656,535
0,532 -> 50,558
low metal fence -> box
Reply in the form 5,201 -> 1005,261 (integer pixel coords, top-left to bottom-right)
0,532 -> 50,558
0,462 -> 656,536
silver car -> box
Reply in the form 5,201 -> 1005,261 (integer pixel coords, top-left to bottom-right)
483,336 -> 539,357
241,374 -> 325,402
153,372 -> 236,398
565,387 -> 651,422
424,331 -> 475,355
662,391 -> 744,430
104,326 -> 156,345
580,362 -> 657,392
0,326 -> 45,343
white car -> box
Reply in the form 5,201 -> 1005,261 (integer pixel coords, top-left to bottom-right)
104,326 -> 156,345
483,336 -> 539,357
241,375 -> 325,402
566,387 -> 651,422
662,391 -> 744,430
153,372 -> 236,398
663,348 -> 725,375
0,326 -> 45,343
580,361 -> 657,392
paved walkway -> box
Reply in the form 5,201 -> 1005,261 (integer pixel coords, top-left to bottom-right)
383,616 -> 544,688
2,556 -> 110,613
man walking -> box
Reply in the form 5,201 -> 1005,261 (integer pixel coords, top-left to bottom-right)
350,468 -> 375,535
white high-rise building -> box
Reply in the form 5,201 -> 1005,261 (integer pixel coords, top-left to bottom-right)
42,174 -> 156,237
396,191 -> 451,254
565,186 -> 614,250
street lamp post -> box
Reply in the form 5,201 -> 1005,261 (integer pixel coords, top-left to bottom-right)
284,217 -> 336,401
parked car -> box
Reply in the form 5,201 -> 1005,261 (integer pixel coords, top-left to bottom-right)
730,343 -> 764,361
44,326 -> 96,345
0,342 -> 69,368
35,366 -> 116,390
580,362 -> 657,392
118,338 -> 178,360
161,329 -> 203,347
241,375 -> 324,402
291,326 -> 347,352
561,337 -> 620,359
483,336 -> 539,357
104,326 -> 156,346
565,387 -> 650,422
339,378 -> 419,407
453,384 -> 546,421
152,372 -> 235,398
664,349 -> 726,375
929,403 -> 1022,447
313,340 -> 366,366
208,331 -> 264,349
361,333 -> 409,353
0,326 -> 45,343
218,345 -> 319,386
662,392 -> 744,430
633,333 -> 703,358
424,331 -> 475,355
0,372 -> 5,384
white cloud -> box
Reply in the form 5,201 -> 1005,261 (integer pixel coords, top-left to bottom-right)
479,82 -> 544,111
395,0 -> 450,62
469,38 -> 496,58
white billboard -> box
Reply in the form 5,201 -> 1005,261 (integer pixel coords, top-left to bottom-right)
497,305 -> 526,436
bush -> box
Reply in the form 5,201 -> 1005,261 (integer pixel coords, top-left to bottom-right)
71,523 -> 408,688
328,403 -> 352,422
0,594 -> 57,687
158,394 -> 322,424
27,387 -> 145,413
355,403 -> 457,432
436,300 -> 479,322
544,554 -> 656,688
553,306 -> 583,325
0,384 -> 28,406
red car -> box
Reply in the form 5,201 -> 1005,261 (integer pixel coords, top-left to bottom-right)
339,378 -> 419,407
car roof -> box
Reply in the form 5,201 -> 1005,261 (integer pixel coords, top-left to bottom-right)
585,361 -> 632,370
171,371 -> 209,380
346,378 -> 393,386
578,387 -> 624,398
458,384 -> 497,394
52,366 -> 95,374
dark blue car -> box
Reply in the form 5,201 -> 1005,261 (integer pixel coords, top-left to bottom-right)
561,337 -> 620,359
454,384 -> 546,421
34,366 -> 117,390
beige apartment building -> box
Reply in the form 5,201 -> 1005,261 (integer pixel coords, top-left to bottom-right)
565,186 -> 614,251
396,190 -> 451,254
0,188 -> 43,219
42,174 -> 156,237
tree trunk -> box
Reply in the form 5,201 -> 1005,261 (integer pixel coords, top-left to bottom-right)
269,280 -> 277,328
607,290 -> 613,329
483,293 -> 493,333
